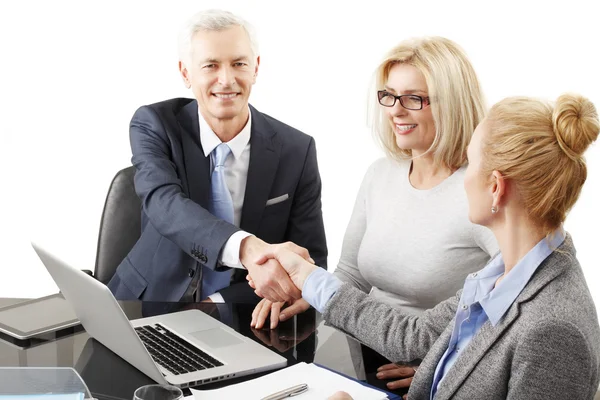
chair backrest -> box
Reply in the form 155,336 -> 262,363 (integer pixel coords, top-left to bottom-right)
94,166 -> 141,284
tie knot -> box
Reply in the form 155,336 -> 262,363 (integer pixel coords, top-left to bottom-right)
213,143 -> 231,167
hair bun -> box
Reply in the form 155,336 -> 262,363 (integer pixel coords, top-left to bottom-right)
552,94 -> 600,158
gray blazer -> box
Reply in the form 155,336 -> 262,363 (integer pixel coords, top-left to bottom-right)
324,235 -> 600,399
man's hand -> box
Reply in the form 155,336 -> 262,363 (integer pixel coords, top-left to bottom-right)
240,236 -> 299,302
254,247 -> 317,290
377,363 -> 416,390
251,298 -> 311,329
240,237 -> 314,302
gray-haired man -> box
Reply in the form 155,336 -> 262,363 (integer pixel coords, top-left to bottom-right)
108,9 -> 327,310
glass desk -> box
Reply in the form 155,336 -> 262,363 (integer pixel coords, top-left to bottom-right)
0,298 -> 370,400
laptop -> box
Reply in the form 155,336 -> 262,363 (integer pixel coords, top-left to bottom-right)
32,243 -> 287,388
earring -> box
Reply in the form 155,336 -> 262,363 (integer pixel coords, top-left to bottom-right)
491,206 -> 498,214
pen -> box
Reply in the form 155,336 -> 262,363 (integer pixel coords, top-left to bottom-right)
260,383 -> 309,400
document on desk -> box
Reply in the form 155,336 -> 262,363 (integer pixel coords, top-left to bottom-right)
187,362 -> 387,399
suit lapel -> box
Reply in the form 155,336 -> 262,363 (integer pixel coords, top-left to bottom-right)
433,306 -> 520,400
240,105 -> 281,234
177,100 -> 211,208
409,325 -> 454,399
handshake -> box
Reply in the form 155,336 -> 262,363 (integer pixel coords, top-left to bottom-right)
240,236 -> 318,302
239,237 -> 319,329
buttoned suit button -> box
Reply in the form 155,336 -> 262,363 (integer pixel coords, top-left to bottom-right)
199,254 -> 208,263
188,268 -> 195,278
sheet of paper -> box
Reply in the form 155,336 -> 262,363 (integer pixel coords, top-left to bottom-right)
187,362 -> 387,400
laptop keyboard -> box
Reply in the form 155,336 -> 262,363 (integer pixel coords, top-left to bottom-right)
135,323 -> 224,376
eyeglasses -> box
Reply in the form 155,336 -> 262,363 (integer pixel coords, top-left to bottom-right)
377,90 -> 430,110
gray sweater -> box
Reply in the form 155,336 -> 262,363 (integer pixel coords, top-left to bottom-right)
334,158 -> 498,313
324,234 -> 600,399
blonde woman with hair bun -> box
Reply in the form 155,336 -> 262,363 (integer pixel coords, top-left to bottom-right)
263,93 -> 600,399
470,94 -> 599,236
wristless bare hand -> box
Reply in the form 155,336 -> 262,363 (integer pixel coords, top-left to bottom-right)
250,298 -> 311,329
254,246 -> 318,290
240,237 -> 313,302
377,363 -> 417,390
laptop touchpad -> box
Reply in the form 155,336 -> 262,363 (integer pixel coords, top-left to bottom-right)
190,328 -> 244,348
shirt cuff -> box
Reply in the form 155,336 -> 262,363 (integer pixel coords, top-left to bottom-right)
302,268 -> 343,313
220,231 -> 253,269
208,292 -> 225,303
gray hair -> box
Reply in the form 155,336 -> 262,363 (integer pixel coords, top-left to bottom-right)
178,9 -> 259,63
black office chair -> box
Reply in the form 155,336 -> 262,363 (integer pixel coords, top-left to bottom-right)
90,166 -> 141,284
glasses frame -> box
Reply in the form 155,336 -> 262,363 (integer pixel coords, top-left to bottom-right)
377,90 -> 430,110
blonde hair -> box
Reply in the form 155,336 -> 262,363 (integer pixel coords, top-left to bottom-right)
369,37 -> 486,169
483,94 -> 599,234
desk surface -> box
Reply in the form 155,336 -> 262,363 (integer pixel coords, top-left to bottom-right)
0,297 -> 362,400
3,298 -> 599,400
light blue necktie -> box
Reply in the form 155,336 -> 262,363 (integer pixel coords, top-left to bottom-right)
202,143 -> 234,298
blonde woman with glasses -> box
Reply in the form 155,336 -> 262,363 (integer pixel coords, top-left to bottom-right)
252,36 -> 498,394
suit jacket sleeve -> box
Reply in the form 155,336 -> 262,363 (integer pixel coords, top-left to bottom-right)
130,106 -> 239,271
323,284 -> 460,363
284,137 -> 328,269
508,320 -> 595,399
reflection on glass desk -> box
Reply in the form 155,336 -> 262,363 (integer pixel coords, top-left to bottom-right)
0,298 -> 357,400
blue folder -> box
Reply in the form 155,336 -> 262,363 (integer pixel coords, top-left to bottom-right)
315,363 -> 403,400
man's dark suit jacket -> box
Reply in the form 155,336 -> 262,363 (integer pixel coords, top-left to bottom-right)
107,98 -> 327,303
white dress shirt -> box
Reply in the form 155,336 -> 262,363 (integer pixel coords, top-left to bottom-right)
199,110 -> 252,301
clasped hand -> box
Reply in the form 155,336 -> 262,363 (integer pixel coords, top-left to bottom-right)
240,237 -> 317,303
241,238 -> 318,329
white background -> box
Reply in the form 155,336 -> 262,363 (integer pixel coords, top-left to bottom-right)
1,1 -> 599,320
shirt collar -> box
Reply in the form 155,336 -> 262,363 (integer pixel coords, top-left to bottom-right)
476,228 -> 565,326
198,108 -> 252,159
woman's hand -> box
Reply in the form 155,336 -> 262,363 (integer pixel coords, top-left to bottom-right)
250,298 -> 311,329
254,247 -> 317,290
376,363 -> 416,390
